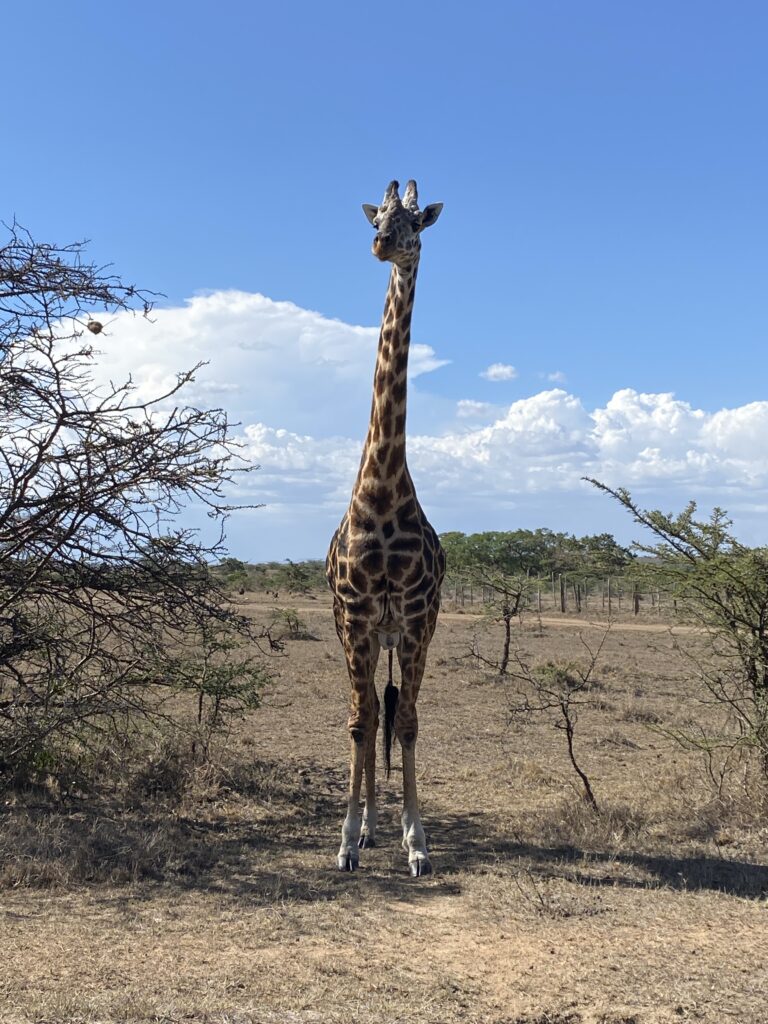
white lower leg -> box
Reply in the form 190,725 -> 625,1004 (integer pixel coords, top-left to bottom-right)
401,745 -> 431,875
361,802 -> 377,845
339,803 -> 361,859
338,740 -> 364,870
359,735 -> 377,847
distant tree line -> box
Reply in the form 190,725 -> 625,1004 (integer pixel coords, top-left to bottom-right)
215,558 -> 327,595
218,532 -> 638,598
217,531 -> 635,598
439,528 -> 635,580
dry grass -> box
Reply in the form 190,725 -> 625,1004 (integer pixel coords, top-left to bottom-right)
1,595 -> 767,1024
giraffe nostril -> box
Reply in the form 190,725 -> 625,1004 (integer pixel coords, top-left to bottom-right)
375,232 -> 393,249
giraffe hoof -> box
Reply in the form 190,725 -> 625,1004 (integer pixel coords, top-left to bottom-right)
409,857 -> 432,878
358,835 -> 376,849
337,852 -> 359,872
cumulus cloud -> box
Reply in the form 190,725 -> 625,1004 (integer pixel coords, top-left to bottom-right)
480,362 -> 518,381
456,399 -> 499,420
241,385 -> 768,504
239,384 -> 768,552
75,290 -> 768,555
241,423 -> 360,504
84,290 -> 448,436
545,370 -> 567,383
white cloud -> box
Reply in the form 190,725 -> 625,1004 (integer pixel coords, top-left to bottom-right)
75,290 -> 768,556
545,370 -> 567,383
703,402 -> 768,457
456,399 -> 499,420
240,384 -> 768,504
592,389 -> 707,460
238,385 -> 768,553
241,423 -> 359,505
480,362 -> 518,381
84,290 -> 448,436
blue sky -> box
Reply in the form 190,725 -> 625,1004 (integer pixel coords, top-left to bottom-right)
4,2 -> 768,559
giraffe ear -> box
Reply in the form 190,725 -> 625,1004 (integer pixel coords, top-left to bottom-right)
362,204 -> 379,226
418,203 -> 443,230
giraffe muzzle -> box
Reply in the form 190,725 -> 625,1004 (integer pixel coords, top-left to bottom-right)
372,233 -> 395,259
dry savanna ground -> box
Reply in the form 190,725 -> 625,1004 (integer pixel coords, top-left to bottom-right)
2,594 -> 767,1024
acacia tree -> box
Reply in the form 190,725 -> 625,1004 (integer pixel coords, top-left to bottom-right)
508,636 -> 608,812
0,222 -> 267,782
590,480 -> 768,778
470,565 -> 530,675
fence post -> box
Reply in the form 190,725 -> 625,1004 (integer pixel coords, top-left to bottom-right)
607,577 -> 612,616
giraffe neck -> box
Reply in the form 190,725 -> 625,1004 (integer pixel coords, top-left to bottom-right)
355,261 -> 418,497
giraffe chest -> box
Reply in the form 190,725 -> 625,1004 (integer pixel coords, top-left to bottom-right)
327,504 -> 445,631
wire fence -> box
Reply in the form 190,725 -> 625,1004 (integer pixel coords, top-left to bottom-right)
442,574 -> 677,620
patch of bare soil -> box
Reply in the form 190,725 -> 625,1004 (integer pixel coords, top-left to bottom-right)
1,595 -> 767,1024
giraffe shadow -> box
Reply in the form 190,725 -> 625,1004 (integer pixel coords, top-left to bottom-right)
4,762 -> 765,904
425,808 -> 768,900
1,760 -> 458,905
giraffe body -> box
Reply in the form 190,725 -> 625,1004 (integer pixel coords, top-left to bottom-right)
326,179 -> 445,876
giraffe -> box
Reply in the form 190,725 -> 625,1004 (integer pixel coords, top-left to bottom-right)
326,179 -> 445,877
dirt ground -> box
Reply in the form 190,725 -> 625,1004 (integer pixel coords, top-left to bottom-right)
2,595 -> 767,1024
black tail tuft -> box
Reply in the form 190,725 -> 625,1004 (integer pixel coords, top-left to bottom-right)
383,649 -> 399,778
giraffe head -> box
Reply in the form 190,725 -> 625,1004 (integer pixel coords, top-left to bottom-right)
362,180 -> 443,266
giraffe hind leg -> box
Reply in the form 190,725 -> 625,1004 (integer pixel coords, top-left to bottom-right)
396,644 -> 432,877
382,648 -> 399,777
359,686 -> 379,849
338,740 -> 364,869
337,631 -> 380,871
400,741 -> 431,877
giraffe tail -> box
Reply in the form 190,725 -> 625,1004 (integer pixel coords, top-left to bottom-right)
383,648 -> 399,778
